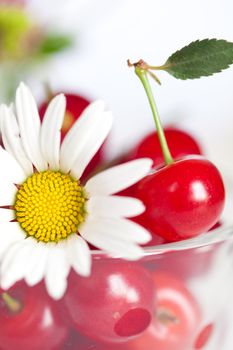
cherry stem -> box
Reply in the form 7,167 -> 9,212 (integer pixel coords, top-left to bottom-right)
134,65 -> 173,165
2,292 -> 22,313
148,63 -> 172,71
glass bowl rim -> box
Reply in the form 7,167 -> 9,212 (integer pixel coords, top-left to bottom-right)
90,224 -> 233,257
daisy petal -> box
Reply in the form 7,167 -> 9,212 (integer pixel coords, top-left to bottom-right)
0,105 -> 33,175
40,94 -> 66,170
87,195 -> 145,218
0,209 -> 14,222
0,239 -> 33,290
15,83 -> 47,171
0,182 -> 17,206
81,228 -> 144,260
67,235 -> 91,277
0,146 -> 26,184
85,158 -> 153,196
60,100 -> 106,174
70,111 -> 113,179
0,222 -> 25,260
45,242 -> 70,300
24,240 -> 49,287
80,217 -> 151,245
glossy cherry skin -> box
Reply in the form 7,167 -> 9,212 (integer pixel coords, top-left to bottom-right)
0,282 -> 68,350
129,272 -> 201,350
135,156 -> 225,242
130,128 -> 202,167
39,93 -> 103,180
64,261 -> 155,343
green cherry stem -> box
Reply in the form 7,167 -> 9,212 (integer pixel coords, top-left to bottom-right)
147,63 -> 172,71
2,292 -> 22,313
134,65 -> 174,165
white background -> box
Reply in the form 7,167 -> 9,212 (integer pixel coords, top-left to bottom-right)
29,0 -> 233,175
28,1 -> 233,348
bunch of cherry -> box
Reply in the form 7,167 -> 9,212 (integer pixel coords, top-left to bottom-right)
0,92 -> 224,350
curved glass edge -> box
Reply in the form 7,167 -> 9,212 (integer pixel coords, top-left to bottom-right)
91,224 -> 233,258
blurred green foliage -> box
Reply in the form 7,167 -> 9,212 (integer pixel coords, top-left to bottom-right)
0,4 -> 73,101
0,6 -> 32,60
38,34 -> 73,56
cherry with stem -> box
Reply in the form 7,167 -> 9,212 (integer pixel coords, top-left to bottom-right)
128,59 -> 225,242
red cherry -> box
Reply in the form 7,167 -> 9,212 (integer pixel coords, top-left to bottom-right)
64,261 -> 155,343
135,156 -> 225,242
130,128 -> 202,167
152,272 -> 201,348
0,282 -> 68,350
39,93 -> 103,180
129,272 -> 201,350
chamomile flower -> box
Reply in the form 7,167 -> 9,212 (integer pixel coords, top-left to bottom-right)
0,83 -> 152,299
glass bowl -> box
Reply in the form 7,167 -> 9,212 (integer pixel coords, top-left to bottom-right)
1,224 -> 233,350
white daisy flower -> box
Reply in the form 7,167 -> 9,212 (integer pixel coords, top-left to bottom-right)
0,83 -> 152,300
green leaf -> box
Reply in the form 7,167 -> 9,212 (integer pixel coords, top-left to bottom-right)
38,34 -> 73,55
161,39 -> 233,80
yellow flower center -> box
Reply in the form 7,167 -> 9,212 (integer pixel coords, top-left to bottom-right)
15,171 -> 87,243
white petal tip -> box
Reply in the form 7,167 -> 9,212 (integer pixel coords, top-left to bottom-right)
25,276 -> 43,287
113,247 -> 144,261
135,202 -> 146,215
47,282 -> 67,301
130,220 -> 152,243
140,232 -> 152,244
17,82 -> 26,93
16,82 -> 31,97
127,249 -> 144,260
125,198 -> 146,217
74,268 -> 91,278
138,157 -> 153,170
18,82 -> 27,89
0,277 -> 15,291
55,93 -> 66,102
50,291 -> 66,301
93,99 -> 106,109
131,224 -> 152,244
